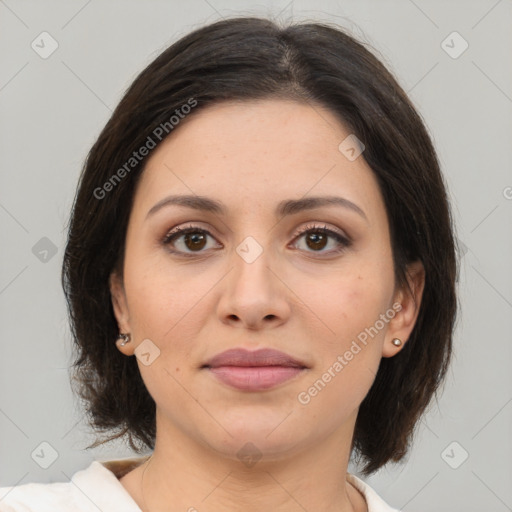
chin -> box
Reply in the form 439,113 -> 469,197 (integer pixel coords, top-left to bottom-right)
199,415 -> 306,460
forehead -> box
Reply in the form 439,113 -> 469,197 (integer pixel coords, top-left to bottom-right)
133,99 -> 386,225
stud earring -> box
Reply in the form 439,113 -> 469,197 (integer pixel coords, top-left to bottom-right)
391,338 -> 402,347
117,333 -> 131,346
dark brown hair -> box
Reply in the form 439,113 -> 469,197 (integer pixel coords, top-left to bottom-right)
62,15 -> 459,476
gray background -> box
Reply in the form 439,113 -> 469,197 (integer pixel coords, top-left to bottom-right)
1,0 -> 511,511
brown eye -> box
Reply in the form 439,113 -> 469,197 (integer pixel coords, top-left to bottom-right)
163,225 -> 218,255
181,231 -> 208,251
304,231 -> 328,251
291,224 -> 352,255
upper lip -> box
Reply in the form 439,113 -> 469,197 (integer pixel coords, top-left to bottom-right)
202,348 -> 308,369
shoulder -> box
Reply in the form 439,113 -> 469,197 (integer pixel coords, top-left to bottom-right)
0,478 -> 78,512
347,473 -> 401,512
0,459 -> 145,512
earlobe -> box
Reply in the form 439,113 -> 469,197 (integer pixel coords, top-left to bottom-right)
382,260 -> 425,358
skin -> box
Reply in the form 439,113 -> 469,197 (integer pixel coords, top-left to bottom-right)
110,98 -> 425,512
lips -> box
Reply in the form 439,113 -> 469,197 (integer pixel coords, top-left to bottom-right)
202,348 -> 308,369
202,348 -> 308,391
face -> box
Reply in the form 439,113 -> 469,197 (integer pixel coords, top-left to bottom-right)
110,99 -> 424,462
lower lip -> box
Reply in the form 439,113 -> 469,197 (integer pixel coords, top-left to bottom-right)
206,366 -> 305,391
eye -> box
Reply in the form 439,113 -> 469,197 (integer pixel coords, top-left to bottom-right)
162,224 -> 219,256
162,223 -> 352,257
290,223 -> 352,256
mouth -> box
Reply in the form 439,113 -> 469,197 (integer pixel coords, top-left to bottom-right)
204,366 -> 306,391
201,348 -> 308,391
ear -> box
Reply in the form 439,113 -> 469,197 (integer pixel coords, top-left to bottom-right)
109,271 -> 134,355
382,260 -> 425,358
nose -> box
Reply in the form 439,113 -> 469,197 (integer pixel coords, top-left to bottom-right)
216,242 -> 291,331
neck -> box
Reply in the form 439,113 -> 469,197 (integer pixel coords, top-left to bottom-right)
133,409 -> 366,512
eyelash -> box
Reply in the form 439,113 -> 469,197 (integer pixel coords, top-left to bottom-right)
162,223 -> 352,258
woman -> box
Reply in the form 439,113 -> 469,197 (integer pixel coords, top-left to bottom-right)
0,15 -> 458,512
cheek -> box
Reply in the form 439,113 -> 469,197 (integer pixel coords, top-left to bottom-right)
122,248 -> 218,350
296,266 -> 391,394
122,248 -> 180,335
301,266 -> 390,344
296,277 -> 387,422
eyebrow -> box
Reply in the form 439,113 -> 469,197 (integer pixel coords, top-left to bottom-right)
146,194 -> 368,222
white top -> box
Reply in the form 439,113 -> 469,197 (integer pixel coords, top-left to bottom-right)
0,457 -> 400,511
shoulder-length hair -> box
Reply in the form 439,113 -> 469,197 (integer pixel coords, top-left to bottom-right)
62,16 -> 459,475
